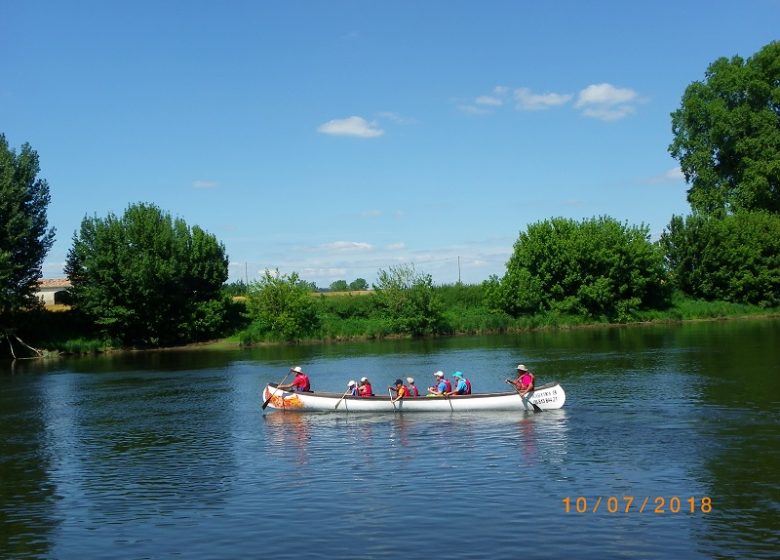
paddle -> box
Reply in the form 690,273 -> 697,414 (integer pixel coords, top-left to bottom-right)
262,369 -> 292,410
506,380 -> 542,413
334,388 -> 351,410
389,388 -> 398,411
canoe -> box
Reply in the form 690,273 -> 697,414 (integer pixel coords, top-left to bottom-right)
262,382 -> 566,412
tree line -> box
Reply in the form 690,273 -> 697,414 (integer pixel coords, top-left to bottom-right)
1,41 -> 778,351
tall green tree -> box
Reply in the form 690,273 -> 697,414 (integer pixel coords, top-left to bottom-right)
372,264 -> 443,336
245,269 -> 320,340
660,211 -> 780,306
488,216 -> 669,321
329,280 -> 349,292
0,135 -> 56,317
65,203 -> 229,346
349,278 -> 369,291
669,41 -> 780,215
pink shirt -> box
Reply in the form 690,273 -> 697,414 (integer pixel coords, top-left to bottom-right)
291,374 -> 310,392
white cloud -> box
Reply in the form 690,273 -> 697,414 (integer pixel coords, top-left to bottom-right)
360,209 -> 382,218
317,116 -> 384,138
321,241 -> 373,252
644,166 -> 686,184
575,83 -> 639,121
192,179 -> 218,189
514,87 -> 573,110
475,95 -> 503,106
385,242 -> 406,250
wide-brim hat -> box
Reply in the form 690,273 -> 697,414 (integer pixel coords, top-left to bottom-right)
516,364 -> 528,371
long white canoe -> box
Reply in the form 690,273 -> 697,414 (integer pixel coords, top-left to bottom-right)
262,382 -> 565,412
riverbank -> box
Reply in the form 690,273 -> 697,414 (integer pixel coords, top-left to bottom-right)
6,291 -> 779,358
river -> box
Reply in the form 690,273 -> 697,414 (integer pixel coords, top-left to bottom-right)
1,318 -> 779,559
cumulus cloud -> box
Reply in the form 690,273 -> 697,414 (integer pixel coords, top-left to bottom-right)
317,116 -> 384,138
475,95 -> 503,106
514,87 -> 573,111
574,83 -> 639,121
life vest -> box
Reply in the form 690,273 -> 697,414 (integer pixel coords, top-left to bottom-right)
408,385 -> 419,397
464,378 -> 472,395
359,383 -> 373,397
443,379 -> 452,393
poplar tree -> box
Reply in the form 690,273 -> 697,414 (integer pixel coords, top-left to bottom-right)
0,135 -> 56,317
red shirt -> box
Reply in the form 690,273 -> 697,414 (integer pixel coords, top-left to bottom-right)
291,373 -> 310,392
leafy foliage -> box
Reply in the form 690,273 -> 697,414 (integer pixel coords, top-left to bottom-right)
349,278 -> 369,291
65,203 -> 230,346
669,41 -> 780,215
660,211 -> 780,306
329,279 -> 349,291
371,264 -> 443,335
245,270 -> 320,340
0,135 -> 55,317
489,216 -> 670,321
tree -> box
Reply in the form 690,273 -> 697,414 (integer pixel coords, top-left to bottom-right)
245,269 -> 320,340
372,264 -> 443,336
329,280 -> 349,292
349,278 -> 369,291
669,41 -> 780,215
660,211 -> 780,306
0,135 -> 56,317
65,203 -> 230,346
488,217 -> 669,321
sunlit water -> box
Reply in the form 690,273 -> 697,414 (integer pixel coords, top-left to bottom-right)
1,319 -> 779,559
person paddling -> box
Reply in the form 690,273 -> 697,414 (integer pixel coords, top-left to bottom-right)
277,366 -> 311,392
506,364 -> 534,397
346,380 -> 359,396
388,378 -> 410,403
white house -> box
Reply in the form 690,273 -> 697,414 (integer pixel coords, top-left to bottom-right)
36,278 -> 72,306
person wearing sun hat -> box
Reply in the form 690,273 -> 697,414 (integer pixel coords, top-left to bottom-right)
278,366 -> 311,392
406,376 -> 420,397
506,364 -> 535,396
346,379 -> 359,396
427,370 -> 451,396
358,376 -> 374,397
446,371 -> 472,396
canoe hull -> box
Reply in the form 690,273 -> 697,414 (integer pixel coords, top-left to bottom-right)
262,383 -> 565,412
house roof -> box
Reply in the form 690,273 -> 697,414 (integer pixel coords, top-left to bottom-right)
37,278 -> 72,289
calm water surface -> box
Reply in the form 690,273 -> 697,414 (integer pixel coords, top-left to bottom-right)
1,319 -> 779,559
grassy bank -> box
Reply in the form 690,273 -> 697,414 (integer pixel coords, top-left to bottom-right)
7,288 -> 778,357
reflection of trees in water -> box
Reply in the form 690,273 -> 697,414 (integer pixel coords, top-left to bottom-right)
696,419 -> 780,558
0,376 -> 56,559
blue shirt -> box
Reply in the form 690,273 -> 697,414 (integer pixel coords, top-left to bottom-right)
437,380 -> 448,393
454,379 -> 468,394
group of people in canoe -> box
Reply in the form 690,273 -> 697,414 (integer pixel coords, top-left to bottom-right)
276,363 -> 536,402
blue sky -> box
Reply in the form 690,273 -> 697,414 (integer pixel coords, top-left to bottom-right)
2,1 -> 778,286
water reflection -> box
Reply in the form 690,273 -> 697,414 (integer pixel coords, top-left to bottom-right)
1,319 -> 778,560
